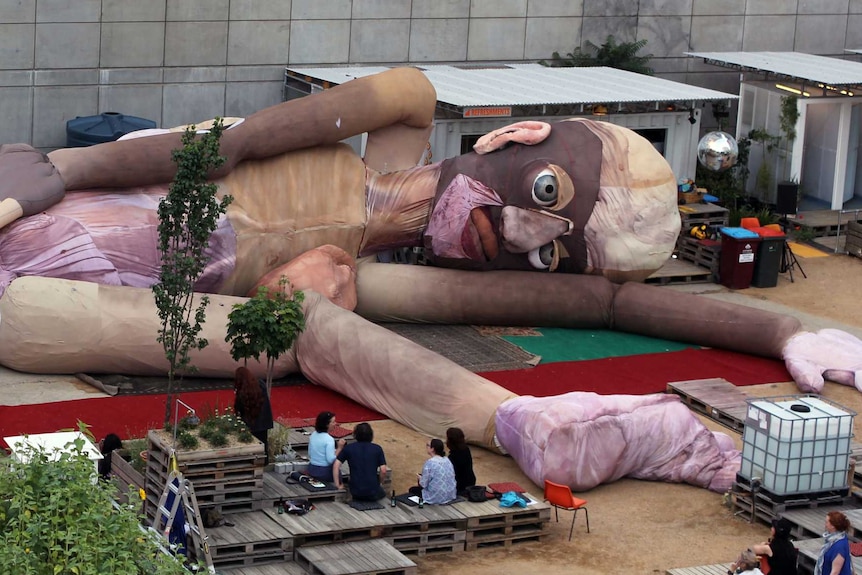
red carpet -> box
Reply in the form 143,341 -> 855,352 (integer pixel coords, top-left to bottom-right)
0,384 -> 385,446
0,348 -> 789,444
481,348 -> 791,396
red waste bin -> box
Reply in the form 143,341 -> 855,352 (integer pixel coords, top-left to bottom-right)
719,227 -> 761,289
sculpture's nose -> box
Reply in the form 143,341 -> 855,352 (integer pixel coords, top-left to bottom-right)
499,205 -> 572,253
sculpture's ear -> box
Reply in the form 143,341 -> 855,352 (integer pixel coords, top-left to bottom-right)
473,121 -> 551,155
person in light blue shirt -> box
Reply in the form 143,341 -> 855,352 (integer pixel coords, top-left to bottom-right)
410,438 -> 456,505
307,411 -> 345,483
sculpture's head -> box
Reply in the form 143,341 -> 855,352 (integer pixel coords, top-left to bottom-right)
423,119 -> 679,282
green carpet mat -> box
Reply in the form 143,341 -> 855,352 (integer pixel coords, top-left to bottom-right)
501,328 -> 696,363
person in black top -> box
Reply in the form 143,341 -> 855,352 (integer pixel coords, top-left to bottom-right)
751,516 -> 798,575
333,422 -> 388,501
234,366 -> 274,463
446,427 -> 476,496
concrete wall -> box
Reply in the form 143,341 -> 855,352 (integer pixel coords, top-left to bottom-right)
2,0 -> 862,150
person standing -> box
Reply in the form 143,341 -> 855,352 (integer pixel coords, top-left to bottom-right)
814,511 -> 853,575
446,427 -> 476,496
750,516 -> 798,575
410,438 -> 456,505
307,411 -> 346,483
333,422 -> 387,501
233,366 -> 273,463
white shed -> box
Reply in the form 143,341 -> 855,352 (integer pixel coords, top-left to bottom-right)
687,51 -> 862,211
284,64 -> 736,182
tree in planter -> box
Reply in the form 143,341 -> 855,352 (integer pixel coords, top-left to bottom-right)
225,276 -> 306,394
0,430 -> 194,574
153,119 -> 233,426
541,35 -> 654,75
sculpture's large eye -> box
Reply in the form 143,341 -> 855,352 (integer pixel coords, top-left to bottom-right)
528,242 -> 555,270
532,169 -> 558,207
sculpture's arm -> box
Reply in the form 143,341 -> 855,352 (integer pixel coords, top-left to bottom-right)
0,67 -> 436,230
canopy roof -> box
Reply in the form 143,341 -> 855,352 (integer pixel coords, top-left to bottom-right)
686,51 -> 862,94
286,63 -> 736,117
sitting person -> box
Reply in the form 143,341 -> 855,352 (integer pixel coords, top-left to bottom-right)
446,427 -> 476,496
409,438 -> 457,505
233,366 -> 273,463
333,422 -> 387,501
750,517 -> 798,575
729,549 -> 765,575
307,411 -> 346,483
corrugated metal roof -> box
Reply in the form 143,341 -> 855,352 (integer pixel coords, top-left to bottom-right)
686,51 -> 862,86
846,49 -> 862,56
286,64 -> 736,108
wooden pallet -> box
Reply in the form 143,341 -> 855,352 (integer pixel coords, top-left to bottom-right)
205,511 -> 294,568
262,470 -> 349,504
676,236 -> 721,277
666,563 -> 733,575
782,503 -> 862,540
296,539 -> 417,575
384,530 -> 466,556
666,378 -> 749,433
219,563 -> 307,575
451,495 -> 551,530
732,480 -> 851,526
645,258 -> 714,285
218,561 -> 307,575
846,221 -> 862,258
679,203 -> 730,228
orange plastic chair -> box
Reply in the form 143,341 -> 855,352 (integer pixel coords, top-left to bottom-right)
543,479 -> 590,541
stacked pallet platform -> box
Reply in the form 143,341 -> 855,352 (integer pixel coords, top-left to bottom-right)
665,563 -> 733,575
145,429 -> 266,519
455,496 -> 551,550
675,236 -> 721,280
731,473 -> 852,525
781,502 -> 862,540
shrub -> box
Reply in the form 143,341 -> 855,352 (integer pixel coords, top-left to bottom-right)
0,432 -> 193,574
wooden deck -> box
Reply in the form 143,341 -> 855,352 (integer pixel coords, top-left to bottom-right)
216,493 -> 551,574
785,209 -> 862,238
665,562 -> 733,575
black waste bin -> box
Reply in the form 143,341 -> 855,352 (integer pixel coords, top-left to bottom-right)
719,227 -> 761,290
750,228 -> 786,288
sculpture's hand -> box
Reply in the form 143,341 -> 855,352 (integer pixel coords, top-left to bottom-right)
495,392 -> 740,493
249,245 -> 358,311
783,329 -> 862,393
0,144 -> 66,229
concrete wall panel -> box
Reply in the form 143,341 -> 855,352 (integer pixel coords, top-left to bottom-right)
409,19 -> 469,62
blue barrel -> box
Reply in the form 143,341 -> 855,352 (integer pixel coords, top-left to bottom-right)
66,112 -> 157,147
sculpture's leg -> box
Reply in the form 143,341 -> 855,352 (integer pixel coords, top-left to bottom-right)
354,262 -> 801,359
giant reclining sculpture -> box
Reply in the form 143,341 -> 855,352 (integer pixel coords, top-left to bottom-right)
0,68 -> 860,493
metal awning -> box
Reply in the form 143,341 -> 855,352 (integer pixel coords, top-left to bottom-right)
285,63 -> 736,117
686,51 -> 862,94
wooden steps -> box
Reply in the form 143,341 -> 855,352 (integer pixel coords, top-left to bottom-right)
296,539 -> 417,575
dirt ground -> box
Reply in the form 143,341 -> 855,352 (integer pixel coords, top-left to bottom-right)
350,254 -> 862,575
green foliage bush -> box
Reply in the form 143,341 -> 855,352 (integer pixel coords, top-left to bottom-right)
0,433 -> 192,575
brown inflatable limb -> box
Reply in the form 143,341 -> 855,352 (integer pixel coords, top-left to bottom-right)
48,67 -> 436,191
296,291 -> 515,451
0,144 -> 65,220
0,276 -> 298,377
354,263 -> 802,359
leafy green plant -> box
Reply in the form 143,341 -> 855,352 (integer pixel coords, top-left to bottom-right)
177,431 -> 199,450
542,35 -> 654,75
152,119 -> 233,426
225,276 -> 306,393
0,431 -> 193,574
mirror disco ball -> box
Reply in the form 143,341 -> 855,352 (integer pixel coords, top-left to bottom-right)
697,131 -> 738,172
